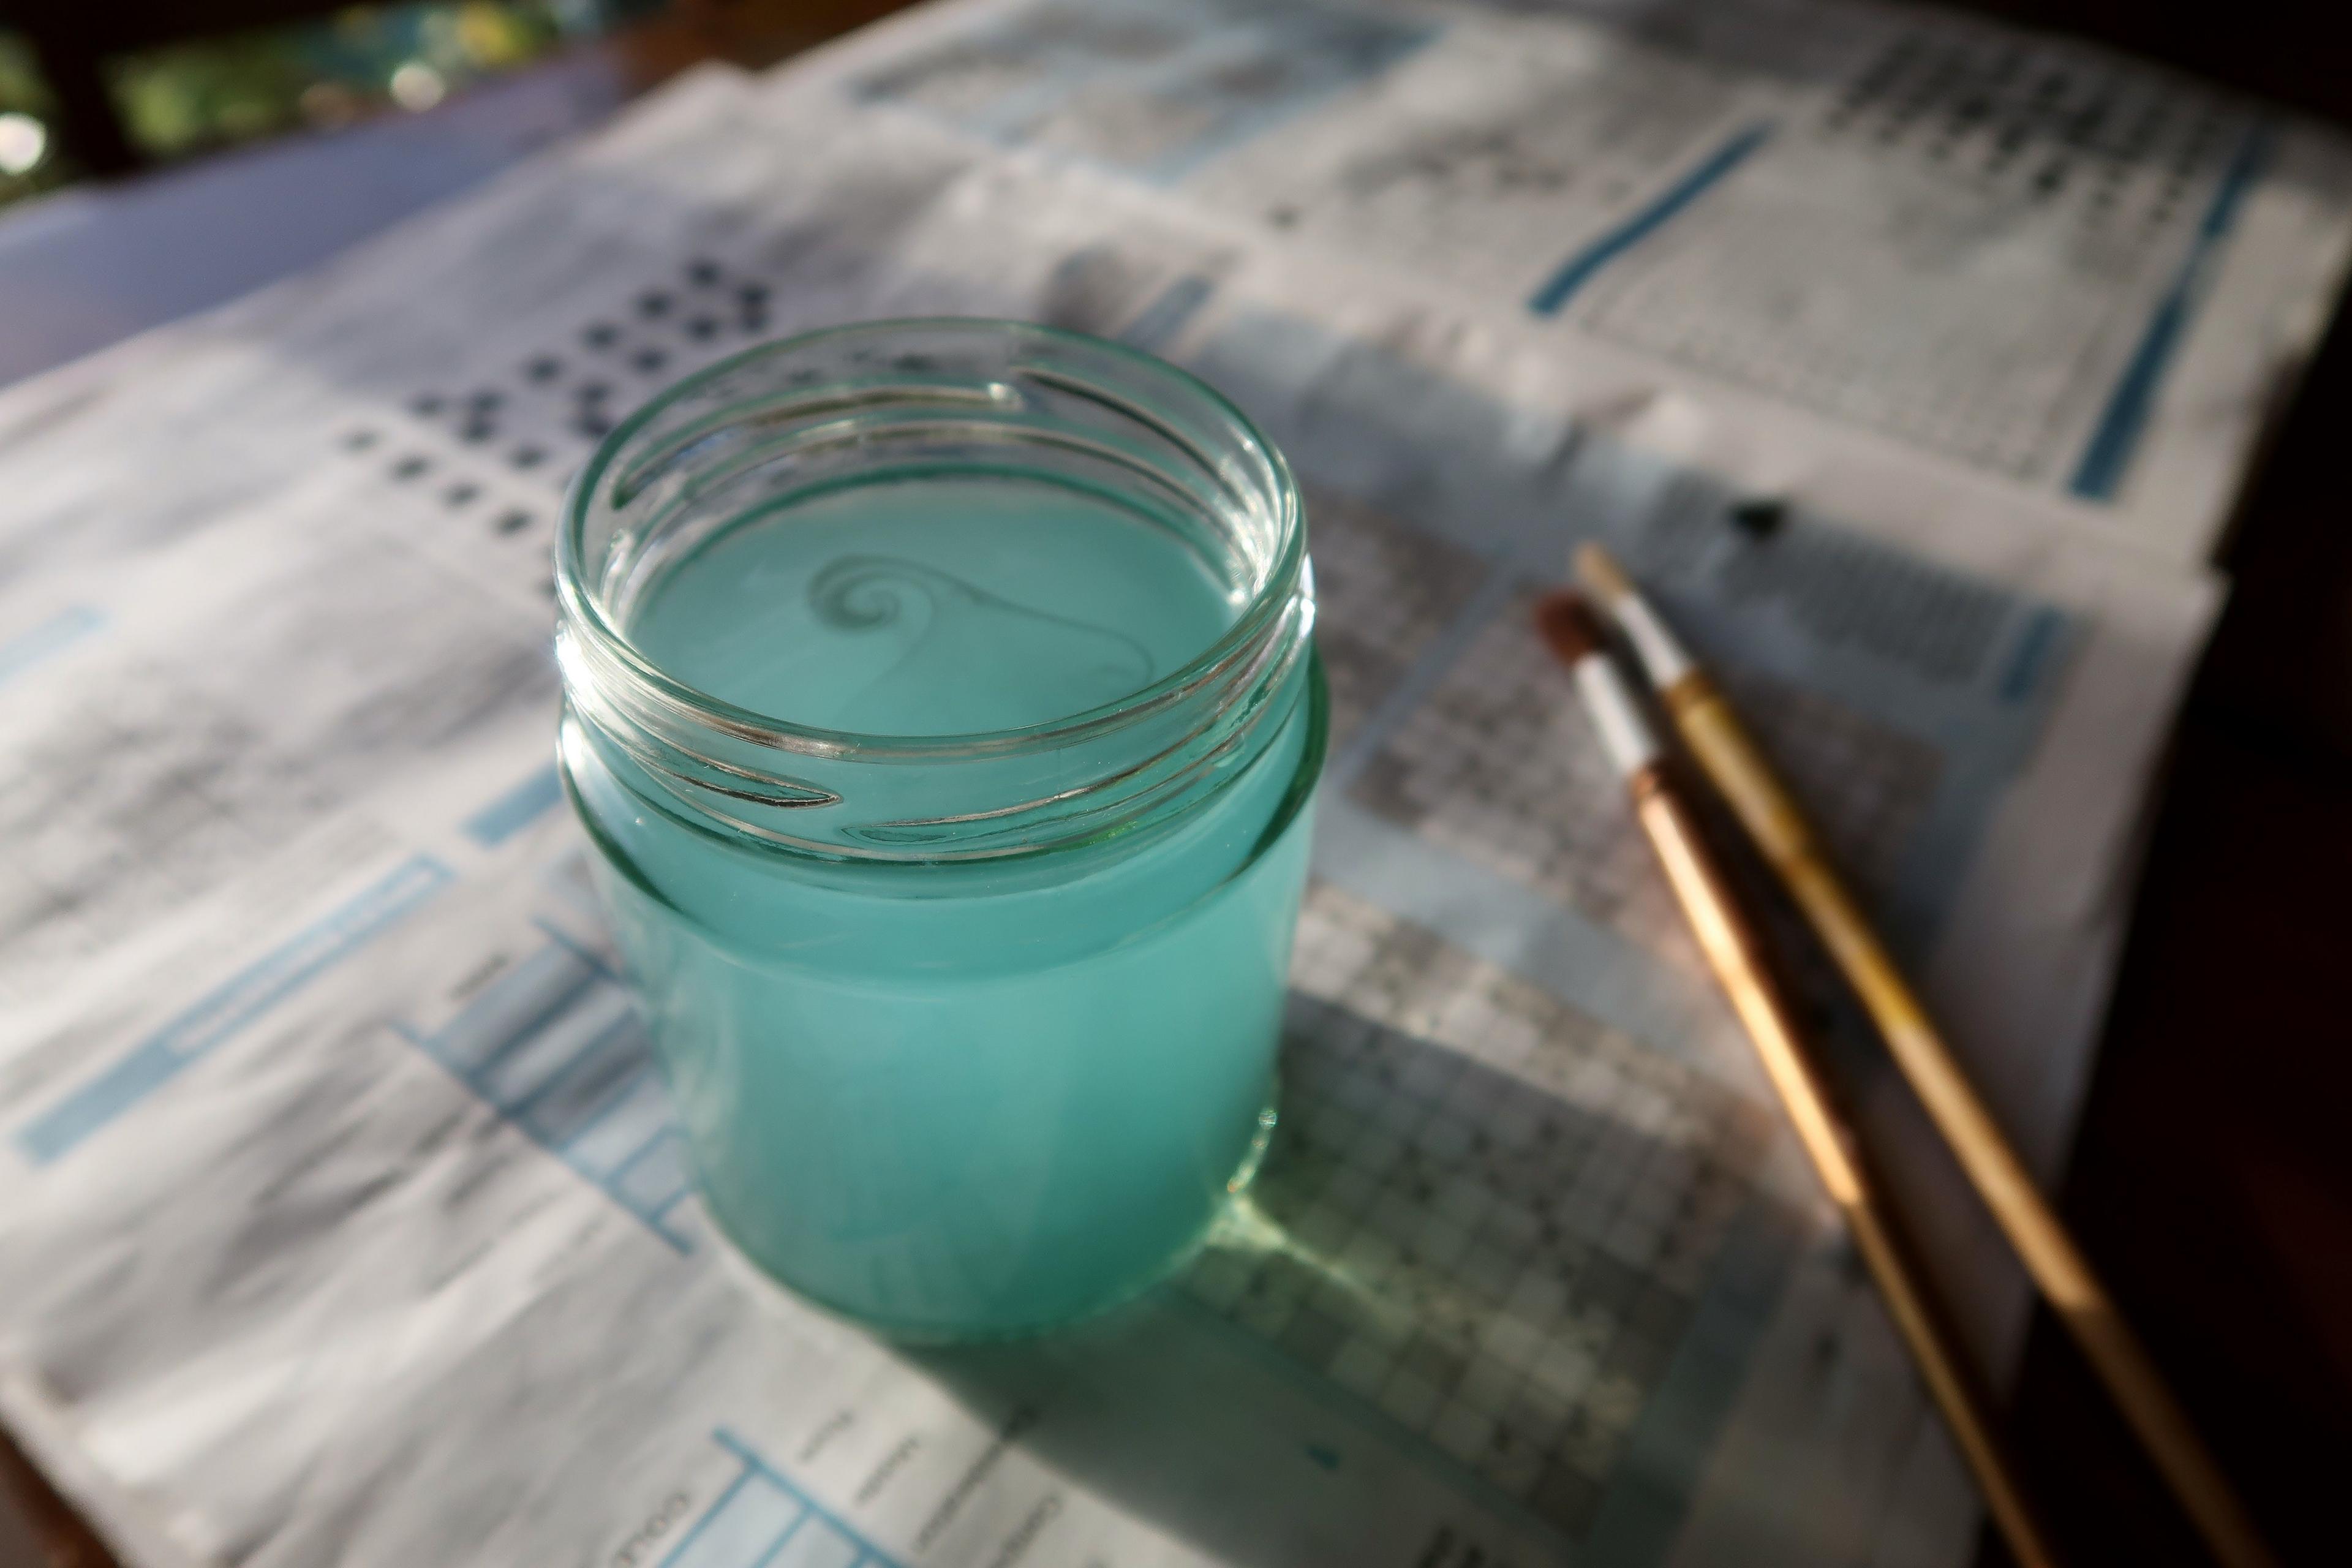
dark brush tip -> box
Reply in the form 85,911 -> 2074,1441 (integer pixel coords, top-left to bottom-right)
1533,590 -> 1606,668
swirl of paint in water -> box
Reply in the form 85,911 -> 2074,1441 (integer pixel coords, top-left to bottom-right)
810,554 -> 1158,731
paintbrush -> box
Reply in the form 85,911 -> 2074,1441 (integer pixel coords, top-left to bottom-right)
1574,542 -> 2271,1568
1534,589 -> 2058,1568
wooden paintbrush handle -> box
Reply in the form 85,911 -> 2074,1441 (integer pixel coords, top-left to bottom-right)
1631,775 -> 2060,1568
1665,678 -> 2274,1568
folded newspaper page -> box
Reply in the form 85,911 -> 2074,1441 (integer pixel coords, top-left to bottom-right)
787,0 -> 2352,568
0,0 -> 2310,1559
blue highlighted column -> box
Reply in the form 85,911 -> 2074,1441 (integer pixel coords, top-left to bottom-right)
396,927 -> 696,1251
0,605 -> 104,688
1528,124 -> 1773,317
464,763 -> 566,847
17,854 -> 453,1166
660,1431 -> 901,1568
1120,275 -> 1217,353
2069,123 -> 2273,502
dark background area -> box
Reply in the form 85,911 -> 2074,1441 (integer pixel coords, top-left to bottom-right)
1933,4 -> 2352,1564
1989,203 -> 2352,1567
0,2 -> 2348,1564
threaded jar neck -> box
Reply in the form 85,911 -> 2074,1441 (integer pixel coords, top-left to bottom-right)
555,318 -> 1313,863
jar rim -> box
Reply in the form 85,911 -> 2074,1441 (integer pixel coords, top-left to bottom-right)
555,316 -> 1307,763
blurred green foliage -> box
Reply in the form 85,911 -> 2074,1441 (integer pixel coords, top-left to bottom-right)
0,34 -> 53,114
111,3 -> 595,160
1,2 -> 662,211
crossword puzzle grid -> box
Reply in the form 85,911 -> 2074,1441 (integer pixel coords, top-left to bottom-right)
1352,592 -> 1945,960
1300,486 -> 1490,749
1180,885 -> 1775,1538
1577,201 -> 2152,480
1572,25 -> 2255,479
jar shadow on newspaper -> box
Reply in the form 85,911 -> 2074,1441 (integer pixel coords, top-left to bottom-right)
895,975 -> 1796,1560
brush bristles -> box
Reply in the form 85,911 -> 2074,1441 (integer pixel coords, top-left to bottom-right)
1533,590 -> 1607,668
1574,541 -> 1635,609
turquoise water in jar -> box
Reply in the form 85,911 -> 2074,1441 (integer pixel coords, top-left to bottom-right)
564,467 -> 1321,1338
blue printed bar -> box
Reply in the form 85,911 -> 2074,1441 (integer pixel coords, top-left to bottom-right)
660,1470 -> 804,1568
462,762 -> 566,846
658,1431 -> 898,1568
1528,125 -> 1773,317
772,1519 -> 861,1568
562,1070 -> 673,1177
520,1018 -> 654,1145
614,1131 -> 690,1213
417,941 -> 598,1076
17,854 -> 453,1166
397,932 -> 690,1251
0,605 -> 104,688
2069,125 -> 2274,500
478,989 -> 635,1108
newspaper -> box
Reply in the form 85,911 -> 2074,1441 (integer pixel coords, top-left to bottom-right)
0,0 -> 2318,1559
794,0 -> 2352,568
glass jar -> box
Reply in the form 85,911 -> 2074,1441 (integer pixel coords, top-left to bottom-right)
554,319 -> 1323,1340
